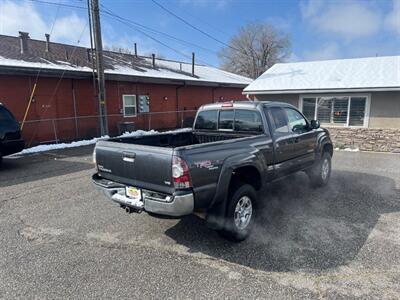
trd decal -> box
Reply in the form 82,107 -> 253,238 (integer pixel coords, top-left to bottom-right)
194,160 -> 219,170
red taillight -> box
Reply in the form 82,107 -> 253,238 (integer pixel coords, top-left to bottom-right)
172,155 -> 192,189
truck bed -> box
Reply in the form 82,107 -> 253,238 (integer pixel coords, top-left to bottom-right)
95,130 -> 256,195
108,130 -> 250,148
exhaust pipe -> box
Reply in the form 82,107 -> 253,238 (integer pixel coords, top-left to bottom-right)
125,206 -> 143,214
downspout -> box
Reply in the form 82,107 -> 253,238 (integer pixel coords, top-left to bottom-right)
176,82 -> 186,128
71,79 -> 79,139
211,86 -> 217,103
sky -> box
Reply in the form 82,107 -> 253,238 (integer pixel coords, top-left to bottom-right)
0,0 -> 399,68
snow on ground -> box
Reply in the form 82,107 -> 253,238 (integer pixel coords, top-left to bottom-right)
12,128 -> 362,157
334,147 -> 360,152
11,128 -> 191,156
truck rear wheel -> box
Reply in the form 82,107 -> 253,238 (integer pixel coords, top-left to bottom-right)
308,152 -> 331,187
219,184 -> 257,242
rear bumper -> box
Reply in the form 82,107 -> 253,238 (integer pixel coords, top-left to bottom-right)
92,173 -> 194,217
1,139 -> 25,156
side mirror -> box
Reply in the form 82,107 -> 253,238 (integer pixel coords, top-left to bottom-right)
310,120 -> 320,129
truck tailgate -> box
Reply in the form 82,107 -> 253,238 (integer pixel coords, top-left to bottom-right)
95,141 -> 174,194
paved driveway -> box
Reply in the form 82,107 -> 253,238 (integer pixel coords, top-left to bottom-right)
0,148 -> 399,299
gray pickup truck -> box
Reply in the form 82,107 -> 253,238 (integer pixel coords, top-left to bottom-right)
93,101 -> 333,241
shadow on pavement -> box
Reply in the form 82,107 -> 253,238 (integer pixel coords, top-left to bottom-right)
0,146 -> 95,187
165,171 -> 400,273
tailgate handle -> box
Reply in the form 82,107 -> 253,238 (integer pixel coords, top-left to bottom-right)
122,152 -> 136,163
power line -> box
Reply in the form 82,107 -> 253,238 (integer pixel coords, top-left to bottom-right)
25,0 -> 87,10
100,10 -> 193,61
21,0 -> 61,130
98,5 -> 246,82
100,4 -> 218,56
28,21 -> 89,146
26,0 -> 222,57
172,5 -> 230,37
26,0 -> 246,85
151,0 -> 239,52
99,8 -> 247,84
25,0 -> 227,59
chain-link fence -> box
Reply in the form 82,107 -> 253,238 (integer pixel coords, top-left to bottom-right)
22,110 -> 197,146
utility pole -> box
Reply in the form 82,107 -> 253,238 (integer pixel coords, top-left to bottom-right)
90,0 -> 108,136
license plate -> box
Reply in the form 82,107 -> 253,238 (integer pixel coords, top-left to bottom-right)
125,186 -> 142,200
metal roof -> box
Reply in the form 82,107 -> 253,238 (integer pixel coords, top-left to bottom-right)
0,34 -> 252,87
244,56 -> 400,94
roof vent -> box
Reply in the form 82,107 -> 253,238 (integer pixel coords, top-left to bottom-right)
19,31 -> 30,54
152,53 -> 155,68
134,43 -> 137,57
45,33 -> 50,52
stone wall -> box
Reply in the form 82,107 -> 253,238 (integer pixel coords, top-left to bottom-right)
326,127 -> 400,153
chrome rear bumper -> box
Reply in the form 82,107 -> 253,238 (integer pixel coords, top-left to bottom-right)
92,174 -> 194,217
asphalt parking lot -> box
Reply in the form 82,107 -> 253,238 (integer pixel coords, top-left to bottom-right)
0,147 -> 399,299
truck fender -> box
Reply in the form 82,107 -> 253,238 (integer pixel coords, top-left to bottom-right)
316,131 -> 333,159
205,153 -> 263,230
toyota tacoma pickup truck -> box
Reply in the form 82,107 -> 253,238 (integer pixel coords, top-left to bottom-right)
93,101 -> 333,241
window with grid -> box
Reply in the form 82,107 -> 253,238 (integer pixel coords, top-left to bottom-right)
123,95 -> 137,117
301,96 -> 368,127
302,98 -> 316,121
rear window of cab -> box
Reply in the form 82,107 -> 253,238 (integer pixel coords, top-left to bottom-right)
195,109 -> 264,133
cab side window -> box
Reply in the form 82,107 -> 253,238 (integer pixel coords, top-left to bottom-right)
267,107 -> 290,137
234,109 -> 263,133
285,108 -> 308,133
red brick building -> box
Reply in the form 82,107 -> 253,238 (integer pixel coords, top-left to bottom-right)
0,33 -> 251,146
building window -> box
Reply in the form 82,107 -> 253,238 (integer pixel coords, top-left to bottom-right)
302,98 -> 316,121
349,97 -> 367,126
300,95 -> 369,127
123,95 -> 137,117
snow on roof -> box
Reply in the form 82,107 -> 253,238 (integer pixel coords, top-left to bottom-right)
244,56 -> 400,94
0,35 -> 251,87
105,56 -> 252,85
0,55 -> 251,85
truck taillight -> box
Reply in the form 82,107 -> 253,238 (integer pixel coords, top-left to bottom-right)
172,155 -> 192,189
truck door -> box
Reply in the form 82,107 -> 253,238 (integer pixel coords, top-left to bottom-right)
284,107 -> 317,170
265,106 -> 296,178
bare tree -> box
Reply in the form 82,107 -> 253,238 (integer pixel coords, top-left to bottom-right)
104,45 -> 132,54
219,23 -> 291,79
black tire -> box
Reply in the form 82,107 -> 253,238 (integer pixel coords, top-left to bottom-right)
219,183 -> 257,242
308,152 -> 332,187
